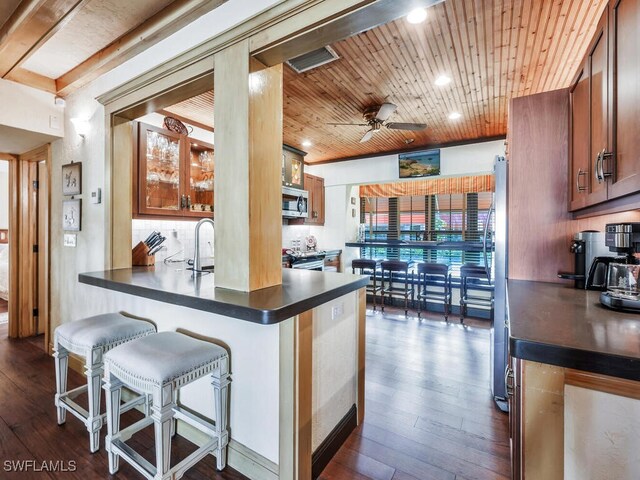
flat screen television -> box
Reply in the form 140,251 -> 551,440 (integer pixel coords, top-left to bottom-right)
398,149 -> 441,178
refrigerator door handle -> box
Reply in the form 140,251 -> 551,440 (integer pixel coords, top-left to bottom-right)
483,200 -> 495,283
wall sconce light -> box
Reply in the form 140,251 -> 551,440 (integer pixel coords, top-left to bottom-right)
70,118 -> 90,138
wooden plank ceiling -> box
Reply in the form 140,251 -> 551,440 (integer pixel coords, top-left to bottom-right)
0,0 -> 227,95
164,0 -> 608,163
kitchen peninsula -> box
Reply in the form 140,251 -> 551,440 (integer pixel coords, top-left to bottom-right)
78,265 -> 368,480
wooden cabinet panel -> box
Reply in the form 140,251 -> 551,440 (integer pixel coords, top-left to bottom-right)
303,173 -> 324,226
569,66 -> 590,210
588,10 -> 609,205
608,0 -> 640,198
569,1 -> 640,213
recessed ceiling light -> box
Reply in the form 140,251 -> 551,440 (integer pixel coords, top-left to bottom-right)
407,8 -> 427,24
434,75 -> 452,86
448,112 -> 462,120
302,140 -> 312,147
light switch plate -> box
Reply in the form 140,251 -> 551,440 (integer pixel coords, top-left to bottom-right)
90,188 -> 101,204
49,115 -> 60,130
64,234 -> 77,247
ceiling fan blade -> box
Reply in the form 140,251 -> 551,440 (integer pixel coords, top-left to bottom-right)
386,122 -> 427,131
375,102 -> 397,122
326,122 -> 370,126
360,129 -> 375,143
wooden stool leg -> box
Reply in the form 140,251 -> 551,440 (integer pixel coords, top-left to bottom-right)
212,370 -> 230,471
104,373 -> 123,474
86,358 -> 103,453
170,389 -> 178,438
152,386 -> 174,479
53,345 -> 69,425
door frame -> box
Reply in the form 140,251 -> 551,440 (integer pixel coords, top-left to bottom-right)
5,145 -> 51,345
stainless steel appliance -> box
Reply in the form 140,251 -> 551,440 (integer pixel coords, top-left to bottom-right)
558,231 -> 611,289
289,251 -> 326,271
600,223 -> 640,312
282,186 -> 309,218
490,156 -> 509,412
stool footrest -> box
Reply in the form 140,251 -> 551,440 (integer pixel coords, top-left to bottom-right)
114,416 -> 155,443
111,439 -> 156,480
173,406 -> 216,437
58,396 -> 94,425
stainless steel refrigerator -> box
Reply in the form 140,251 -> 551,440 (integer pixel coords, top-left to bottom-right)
487,155 -> 509,412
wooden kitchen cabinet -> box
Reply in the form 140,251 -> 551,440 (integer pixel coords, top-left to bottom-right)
135,122 -> 214,219
607,0 -> 640,199
304,173 -> 325,225
569,1 -> 640,211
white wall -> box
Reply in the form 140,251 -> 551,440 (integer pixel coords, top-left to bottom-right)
289,140 -> 505,260
306,139 -> 504,187
0,78 -> 64,137
0,161 -> 7,229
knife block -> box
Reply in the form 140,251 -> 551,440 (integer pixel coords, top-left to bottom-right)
132,241 -> 155,266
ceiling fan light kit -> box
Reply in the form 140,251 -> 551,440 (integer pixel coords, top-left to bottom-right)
328,102 -> 428,143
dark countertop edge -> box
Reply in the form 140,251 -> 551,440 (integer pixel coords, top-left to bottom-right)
78,272 -> 369,325
510,337 -> 640,382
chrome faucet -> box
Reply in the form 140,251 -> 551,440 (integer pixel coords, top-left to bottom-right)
192,218 -> 214,275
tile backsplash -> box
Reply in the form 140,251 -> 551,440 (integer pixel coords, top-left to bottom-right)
132,219 -> 214,264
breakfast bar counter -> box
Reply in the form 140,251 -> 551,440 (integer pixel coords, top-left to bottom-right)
79,265 -> 368,324
76,265 -> 367,479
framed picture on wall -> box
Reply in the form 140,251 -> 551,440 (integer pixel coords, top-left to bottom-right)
62,199 -> 82,231
62,162 -> 82,196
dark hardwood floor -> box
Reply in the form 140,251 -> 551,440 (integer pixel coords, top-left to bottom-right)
0,306 -> 509,480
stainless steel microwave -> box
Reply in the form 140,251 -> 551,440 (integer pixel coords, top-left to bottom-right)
282,186 -> 308,218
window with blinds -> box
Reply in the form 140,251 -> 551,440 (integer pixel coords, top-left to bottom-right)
360,192 -> 494,274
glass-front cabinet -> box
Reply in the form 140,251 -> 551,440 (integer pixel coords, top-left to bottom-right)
136,123 -> 214,218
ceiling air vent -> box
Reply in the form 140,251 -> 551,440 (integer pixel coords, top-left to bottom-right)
286,46 -> 339,73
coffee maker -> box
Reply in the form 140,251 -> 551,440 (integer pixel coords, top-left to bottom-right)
558,231 -> 612,289
600,223 -> 640,311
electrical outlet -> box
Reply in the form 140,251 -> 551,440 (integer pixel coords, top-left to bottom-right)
331,303 -> 344,320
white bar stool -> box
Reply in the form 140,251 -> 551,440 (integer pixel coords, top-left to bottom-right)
53,313 -> 156,453
103,331 -> 230,479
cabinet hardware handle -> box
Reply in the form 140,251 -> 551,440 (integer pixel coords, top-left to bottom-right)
505,367 -> 514,397
601,149 -> 613,179
576,169 -> 587,192
595,151 -> 604,183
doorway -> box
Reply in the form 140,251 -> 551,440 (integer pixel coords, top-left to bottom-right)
4,145 -> 50,350
0,160 -> 8,324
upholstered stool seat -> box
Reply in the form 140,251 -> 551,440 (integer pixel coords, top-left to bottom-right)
54,313 -> 156,453
103,331 -> 230,479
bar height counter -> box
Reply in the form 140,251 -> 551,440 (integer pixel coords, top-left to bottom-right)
78,265 -> 368,479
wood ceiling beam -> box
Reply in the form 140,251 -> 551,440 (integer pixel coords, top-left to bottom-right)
157,109 -> 215,133
5,66 -> 56,93
252,0 -> 444,66
0,0 -> 85,78
55,0 -> 227,97
0,153 -> 18,161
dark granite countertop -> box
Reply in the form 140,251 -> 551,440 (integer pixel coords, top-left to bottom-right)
508,280 -> 640,381
79,266 -> 368,325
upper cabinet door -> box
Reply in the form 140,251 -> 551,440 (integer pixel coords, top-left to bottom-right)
608,0 -> 640,198
588,9 -> 609,205
138,123 -> 184,217
569,65 -> 590,211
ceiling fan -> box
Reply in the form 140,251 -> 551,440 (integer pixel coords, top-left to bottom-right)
327,103 -> 427,143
